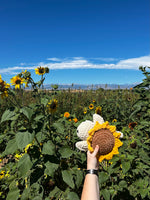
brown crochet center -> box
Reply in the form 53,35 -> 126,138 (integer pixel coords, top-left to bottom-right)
91,129 -> 115,155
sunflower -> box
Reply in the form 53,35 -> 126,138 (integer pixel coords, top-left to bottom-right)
64,112 -> 70,118
89,103 -> 94,110
87,121 -> 123,162
10,76 -> 25,89
47,99 -> 58,113
128,122 -> 137,130
95,106 -> 102,115
112,119 -> 117,123
0,76 -> 10,98
83,107 -> 87,114
0,170 -> 5,179
35,66 -> 45,75
73,118 -> 78,123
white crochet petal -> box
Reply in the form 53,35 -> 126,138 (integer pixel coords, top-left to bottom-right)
75,141 -> 88,152
116,131 -> 124,138
93,113 -> 104,124
77,120 -> 94,140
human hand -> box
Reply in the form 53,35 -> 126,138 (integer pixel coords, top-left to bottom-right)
87,145 -> 99,170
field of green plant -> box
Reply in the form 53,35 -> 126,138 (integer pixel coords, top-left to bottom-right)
0,66 -> 150,200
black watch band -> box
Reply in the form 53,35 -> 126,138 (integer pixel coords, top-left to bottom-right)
86,169 -> 98,176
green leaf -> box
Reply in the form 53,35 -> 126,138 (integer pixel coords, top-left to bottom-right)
101,189 -> 111,200
67,192 -> 80,200
121,161 -> 131,174
1,109 -> 15,123
62,170 -> 75,189
3,138 -> 18,156
53,121 -> 65,133
119,180 -> 127,188
20,107 -> 34,121
18,154 -> 32,177
32,196 -> 42,200
41,98 -> 49,106
99,172 -> 109,184
16,131 -> 34,150
20,188 -> 30,200
34,115 -> 44,121
75,170 -> 83,188
139,188 -> 148,199
48,186 -> 61,198
42,140 -> 55,155
6,187 -> 20,200
59,146 -> 74,158
45,161 -> 59,177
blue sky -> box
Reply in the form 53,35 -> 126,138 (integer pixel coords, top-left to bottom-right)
0,0 -> 150,85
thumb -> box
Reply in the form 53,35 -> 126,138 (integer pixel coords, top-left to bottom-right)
92,145 -> 99,157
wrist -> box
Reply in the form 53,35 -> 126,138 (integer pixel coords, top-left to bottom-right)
87,165 -> 99,170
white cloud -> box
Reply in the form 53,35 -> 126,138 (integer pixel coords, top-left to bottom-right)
43,55 -> 150,70
90,57 -> 119,62
0,55 -> 150,74
0,66 -> 35,74
47,57 -> 62,61
20,62 -> 26,66
115,56 -> 150,69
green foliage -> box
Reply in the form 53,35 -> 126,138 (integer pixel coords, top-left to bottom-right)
0,66 -> 150,199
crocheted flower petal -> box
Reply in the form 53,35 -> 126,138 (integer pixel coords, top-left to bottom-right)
93,113 -> 104,124
113,131 -> 121,138
115,138 -> 123,148
75,141 -> 88,152
116,131 -> 124,138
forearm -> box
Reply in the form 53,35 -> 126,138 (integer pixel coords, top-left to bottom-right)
81,174 -> 99,200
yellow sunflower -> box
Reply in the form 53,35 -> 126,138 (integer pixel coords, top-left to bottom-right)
0,170 -> 5,179
64,112 -> 70,118
95,106 -> 102,115
89,103 -> 94,110
0,76 -> 10,98
83,107 -> 87,114
73,118 -> 78,123
35,66 -> 45,75
10,76 -> 25,89
112,119 -> 117,122
47,99 -> 58,113
87,121 -> 123,162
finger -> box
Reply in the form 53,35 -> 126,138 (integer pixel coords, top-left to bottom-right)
92,145 -> 99,157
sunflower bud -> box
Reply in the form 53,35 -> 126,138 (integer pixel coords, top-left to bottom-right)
130,141 -> 137,149
45,67 -> 49,73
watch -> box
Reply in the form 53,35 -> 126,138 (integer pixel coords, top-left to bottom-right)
86,169 -> 98,176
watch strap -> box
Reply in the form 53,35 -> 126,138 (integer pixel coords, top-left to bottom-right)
86,169 -> 98,176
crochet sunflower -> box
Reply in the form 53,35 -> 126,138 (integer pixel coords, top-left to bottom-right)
75,114 -> 123,162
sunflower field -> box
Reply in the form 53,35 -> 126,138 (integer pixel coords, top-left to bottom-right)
0,66 -> 150,200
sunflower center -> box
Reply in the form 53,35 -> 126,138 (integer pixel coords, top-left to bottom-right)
0,81 -> 5,89
15,80 -> 21,84
91,129 -> 115,155
39,68 -> 44,74
50,102 -> 56,109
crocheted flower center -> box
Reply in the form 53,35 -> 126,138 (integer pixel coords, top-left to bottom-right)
91,129 -> 115,155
